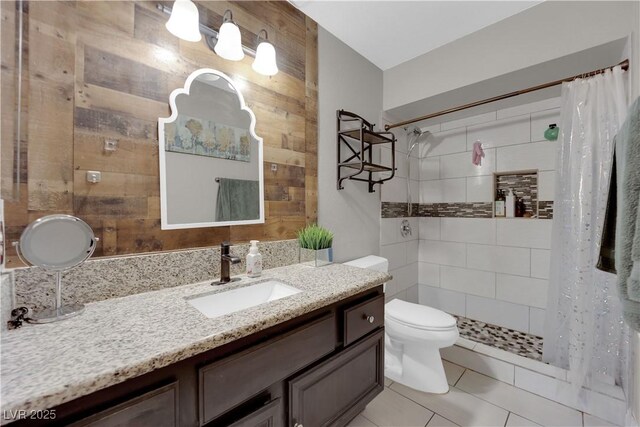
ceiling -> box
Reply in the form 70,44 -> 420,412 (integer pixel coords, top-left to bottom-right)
290,1 -> 541,70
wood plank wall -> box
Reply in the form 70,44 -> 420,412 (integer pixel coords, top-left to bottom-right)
1,0 -> 318,267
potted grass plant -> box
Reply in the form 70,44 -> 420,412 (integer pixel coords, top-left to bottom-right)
297,224 -> 334,267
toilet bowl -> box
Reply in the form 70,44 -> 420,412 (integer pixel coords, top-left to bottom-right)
344,255 -> 459,394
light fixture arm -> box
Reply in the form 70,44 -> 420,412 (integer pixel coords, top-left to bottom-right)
156,3 -> 256,57
257,29 -> 269,43
222,9 -> 234,24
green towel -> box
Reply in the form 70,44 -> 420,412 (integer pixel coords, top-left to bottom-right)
615,96 -> 640,331
215,178 -> 260,222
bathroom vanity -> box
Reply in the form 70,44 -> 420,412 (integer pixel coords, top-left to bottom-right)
1,264 -> 389,427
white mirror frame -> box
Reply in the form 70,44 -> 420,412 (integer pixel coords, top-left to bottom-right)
158,68 -> 265,230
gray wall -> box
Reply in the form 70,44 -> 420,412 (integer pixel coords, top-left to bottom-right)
383,1 -> 638,111
317,27 -> 383,263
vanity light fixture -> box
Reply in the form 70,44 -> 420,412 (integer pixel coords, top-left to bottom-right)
158,3 -> 279,76
252,30 -> 278,76
165,0 -> 201,42
214,10 -> 244,61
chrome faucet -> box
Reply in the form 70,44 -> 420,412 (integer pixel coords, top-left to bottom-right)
215,241 -> 241,285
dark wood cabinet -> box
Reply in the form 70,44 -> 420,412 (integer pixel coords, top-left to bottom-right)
14,286 -> 384,427
289,330 -> 384,427
199,315 -> 336,425
343,295 -> 384,346
69,383 -> 179,427
227,399 -> 282,427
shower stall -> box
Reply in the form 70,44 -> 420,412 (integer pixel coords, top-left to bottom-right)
379,59 -> 633,424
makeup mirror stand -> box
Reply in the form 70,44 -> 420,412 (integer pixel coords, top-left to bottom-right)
14,215 -> 98,323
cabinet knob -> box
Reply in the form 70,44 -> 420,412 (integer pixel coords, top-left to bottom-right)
365,315 -> 375,324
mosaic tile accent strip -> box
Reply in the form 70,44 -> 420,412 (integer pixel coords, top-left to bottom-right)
13,239 -> 300,312
496,172 -> 538,216
420,202 -> 494,218
455,315 -> 543,361
538,200 -> 554,219
381,201 -> 553,219
381,202 -> 420,218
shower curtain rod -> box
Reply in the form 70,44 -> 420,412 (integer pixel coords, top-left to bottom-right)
384,59 -> 630,131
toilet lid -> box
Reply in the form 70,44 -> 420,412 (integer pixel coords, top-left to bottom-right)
386,299 -> 457,330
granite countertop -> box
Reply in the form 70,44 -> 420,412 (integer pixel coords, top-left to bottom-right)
0,263 -> 390,419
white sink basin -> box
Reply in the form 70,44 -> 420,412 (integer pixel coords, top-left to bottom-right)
186,280 -> 302,319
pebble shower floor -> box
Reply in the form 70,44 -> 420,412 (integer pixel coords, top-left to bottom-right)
454,315 -> 543,361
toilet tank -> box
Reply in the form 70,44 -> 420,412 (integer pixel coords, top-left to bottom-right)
343,255 -> 389,273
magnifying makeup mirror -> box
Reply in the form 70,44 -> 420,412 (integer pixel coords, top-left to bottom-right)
14,215 -> 98,323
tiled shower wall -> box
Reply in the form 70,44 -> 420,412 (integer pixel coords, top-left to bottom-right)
418,97 -> 560,335
379,116 -> 420,303
380,97 -> 560,335
379,216 -> 419,302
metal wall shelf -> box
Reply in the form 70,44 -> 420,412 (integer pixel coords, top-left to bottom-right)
339,161 -> 393,172
337,110 -> 396,193
339,129 -> 395,145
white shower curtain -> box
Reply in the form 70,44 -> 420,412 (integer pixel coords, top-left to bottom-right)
543,66 -> 630,397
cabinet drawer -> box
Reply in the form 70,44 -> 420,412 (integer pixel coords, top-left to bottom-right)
70,382 -> 178,427
343,295 -> 384,346
227,398 -> 282,427
199,314 -> 336,425
289,329 -> 384,427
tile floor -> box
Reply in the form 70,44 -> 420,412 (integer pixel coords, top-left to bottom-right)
348,362 -> 616,427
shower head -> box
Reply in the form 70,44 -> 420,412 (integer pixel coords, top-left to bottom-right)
405,125 -> 428,157
405,125 -> 424,137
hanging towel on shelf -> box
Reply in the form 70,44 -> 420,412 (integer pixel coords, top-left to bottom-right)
613,96 -> 640,331
215,178 -> 260,222
472,141 -> 485,166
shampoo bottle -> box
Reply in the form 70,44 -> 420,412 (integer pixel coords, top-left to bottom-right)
515,197 -> 525,217
495,190 -> 506,217
505,189 -> 515,218
246,240 -> 263,278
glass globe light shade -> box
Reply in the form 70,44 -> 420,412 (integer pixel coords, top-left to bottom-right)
165,0 -> 201,42
252,41 -> 278,76
214,21 -> 244,61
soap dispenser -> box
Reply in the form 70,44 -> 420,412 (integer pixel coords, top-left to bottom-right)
246,240 -> 262,278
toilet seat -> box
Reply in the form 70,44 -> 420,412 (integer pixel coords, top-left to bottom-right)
386,299 -> 457,331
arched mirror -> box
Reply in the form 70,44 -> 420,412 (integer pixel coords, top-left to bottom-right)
159,69 -> 265,229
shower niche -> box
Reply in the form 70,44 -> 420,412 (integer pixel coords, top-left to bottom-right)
336,110 -> 396,193
493,170 -> 539,218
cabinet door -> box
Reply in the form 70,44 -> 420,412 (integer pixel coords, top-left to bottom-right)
69,382 -> 178,427
227,399 -> 282,427
289,329 -> 384,427
200,314 -> 335,424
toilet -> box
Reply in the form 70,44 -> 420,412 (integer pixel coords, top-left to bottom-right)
344,255 -> 459,394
